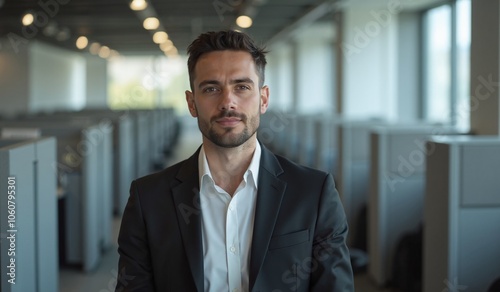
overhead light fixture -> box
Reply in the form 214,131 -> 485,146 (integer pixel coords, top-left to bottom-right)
22,13 -> 34,26
130,0 -> 147,11
56,27 -> 70,41
76,36 -> 89,49
143,17 -> 159,30
98,46 -> 111,59
43,21 -> 58,37
153,31 -> 168,44
110,50 -> 120,58
89,42 -> 101,55
236,15 -> 253,29
165,46 -> 178,57
159,40 -> 173,52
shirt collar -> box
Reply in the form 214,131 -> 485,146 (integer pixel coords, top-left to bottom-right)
198,141 -> 261,189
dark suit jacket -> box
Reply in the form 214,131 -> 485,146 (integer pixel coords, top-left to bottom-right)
116,144 -> 354,291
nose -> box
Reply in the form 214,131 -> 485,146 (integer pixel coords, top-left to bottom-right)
218,88 -> 236,111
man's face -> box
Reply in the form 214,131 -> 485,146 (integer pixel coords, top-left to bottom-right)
186,50 -> 269,148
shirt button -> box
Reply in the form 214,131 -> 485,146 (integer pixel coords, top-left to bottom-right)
230,246 -> 236,253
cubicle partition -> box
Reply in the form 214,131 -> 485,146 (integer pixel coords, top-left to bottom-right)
424,136 -> 500,292
65,108 -> 177,211
258,110 -> 295,157
284,114 -> 300,162
0,121 -> 113,272
160,107 -> 178,155
131,109 -> 169,172
337,119 -> 386,246
314,116 -> 338,174
368,124 -> 459,285
34,110 -> 135,215
0,137 -> 58,292
296,114 -> 317,167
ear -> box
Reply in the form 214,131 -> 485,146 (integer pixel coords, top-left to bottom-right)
185,90 -> 198,117
260,85 -> 270,114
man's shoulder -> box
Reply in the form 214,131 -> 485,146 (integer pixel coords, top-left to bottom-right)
132,157 -> 193,190
270,151 -> 330,181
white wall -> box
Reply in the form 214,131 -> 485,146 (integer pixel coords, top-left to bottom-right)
0,38 -> 31,116
470,0 -> 500,135
267,42 -> 293,112
267,23 -> 336,114
0,39 -> 87,115
342,6 -> 399,120
397,12 -> 421,122
85,55 -> 108,109
30,41 -> 86,112
293,23 -> 336,114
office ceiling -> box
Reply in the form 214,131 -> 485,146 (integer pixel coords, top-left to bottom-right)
0,0 -> 339,56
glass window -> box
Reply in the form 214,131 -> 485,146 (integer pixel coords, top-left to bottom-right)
108,56 -> 189,113
455,0 -> 471,131
422,0 -> 471,130
423,4 -> 452,123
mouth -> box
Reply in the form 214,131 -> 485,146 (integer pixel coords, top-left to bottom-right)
215,117 -> 242,127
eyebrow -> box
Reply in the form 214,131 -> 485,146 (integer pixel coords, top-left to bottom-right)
197,78 -> 254,89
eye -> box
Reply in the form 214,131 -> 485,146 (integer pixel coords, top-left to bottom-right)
202,87 -> 219,94
236,85 -> 251,91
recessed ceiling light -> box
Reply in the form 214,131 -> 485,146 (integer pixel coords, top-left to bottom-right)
76,36 -> 89,49
130,0 -> 148,11
153,31 -> 169,44
22,13 -> 34,26
89,42 -> 101,55
236,15 -> 252,29
143,17 -> 160,30
56,28 -> 70,41
99,46 -> 111,59
159,41 -> 173,52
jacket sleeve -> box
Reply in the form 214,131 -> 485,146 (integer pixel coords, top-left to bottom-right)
116,181 -> 155,291
310,173 -> 354,291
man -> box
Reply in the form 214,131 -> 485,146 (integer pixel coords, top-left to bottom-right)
116,30 -> 354,291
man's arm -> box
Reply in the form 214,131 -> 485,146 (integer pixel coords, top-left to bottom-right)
116,181 -> 155,291
310,173 -> 354,291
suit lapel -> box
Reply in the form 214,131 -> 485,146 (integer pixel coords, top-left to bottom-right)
171,148 -> 204,292
249,146 -> 287,291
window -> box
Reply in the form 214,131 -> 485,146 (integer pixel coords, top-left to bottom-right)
423,4 -> 452,123
455,0 -> 471,131
108,56 -> 189,113
422,0 -> 471,131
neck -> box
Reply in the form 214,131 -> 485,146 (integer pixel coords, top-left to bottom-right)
202,135 -> 257,196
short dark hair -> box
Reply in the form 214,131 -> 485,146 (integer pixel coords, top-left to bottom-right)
187,30 -> 268,90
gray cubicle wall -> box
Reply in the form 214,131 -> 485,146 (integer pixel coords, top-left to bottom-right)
297,114 -> 317,167
70,108 -> 178,207
368,124 -> 459,286
160,107 -> 177,154
424,136 -> 500,292
30,110 -> 135,215
0,121 -> 113,272
284,114 -> 300,162
0,137 -> 58,292
258,110 -> 291,156
337,119 -> 386,246
134,111 -> 151,177
260,112 -> 339,174
129,109 -> 164,172
314,116 -> 338,174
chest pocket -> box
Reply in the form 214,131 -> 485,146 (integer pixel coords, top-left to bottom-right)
268,229 -> 309,250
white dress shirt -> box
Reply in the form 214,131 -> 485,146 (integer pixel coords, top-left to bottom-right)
198,143 -> 261,292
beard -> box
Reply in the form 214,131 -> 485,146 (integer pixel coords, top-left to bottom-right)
197,109 -> 260,148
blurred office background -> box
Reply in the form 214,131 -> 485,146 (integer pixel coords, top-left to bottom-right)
1,0 -> 500,291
